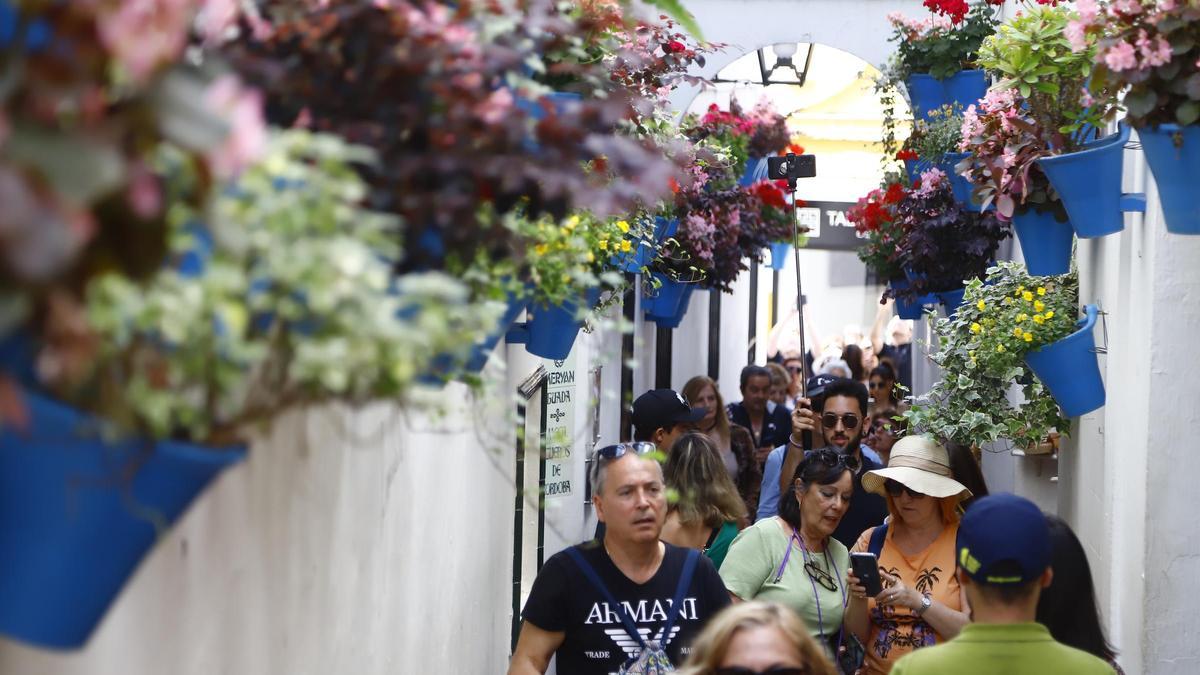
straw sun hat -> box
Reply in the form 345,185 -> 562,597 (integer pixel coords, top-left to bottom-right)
862,435 -> 972,501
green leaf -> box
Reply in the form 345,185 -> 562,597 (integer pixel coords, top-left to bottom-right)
1178,101 -> 1200,127
2,126 -> 125,205
1125,89 -> 1159,118
1187,74 -> 1200,102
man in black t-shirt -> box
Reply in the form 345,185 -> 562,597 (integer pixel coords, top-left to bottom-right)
508,445 -> 730,674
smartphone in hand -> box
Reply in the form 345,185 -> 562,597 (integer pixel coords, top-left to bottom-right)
850,552 -> 884,597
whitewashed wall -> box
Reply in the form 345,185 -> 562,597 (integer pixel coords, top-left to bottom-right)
0,376 -> 520,673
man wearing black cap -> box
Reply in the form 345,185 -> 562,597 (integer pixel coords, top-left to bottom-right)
889,494 -> 1116,675
630,388 -> 707,452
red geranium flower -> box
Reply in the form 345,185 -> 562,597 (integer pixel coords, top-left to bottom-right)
666,40 -> 686,53
896,149 -> 919,161
883,182 -> 906,205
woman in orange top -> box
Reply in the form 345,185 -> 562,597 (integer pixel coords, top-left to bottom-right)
844,435 -> 973,674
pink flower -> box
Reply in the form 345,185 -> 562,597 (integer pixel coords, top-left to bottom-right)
126,161 -> 163,219
203,75 -> 267,180
1104,41 -> 1138,72
95,0 -> 195,83
475,87 -> 514,125
1075,0 -> 1099,22
1065,20 -> 1088,52
197,0 -> 239,43
1111,0 -> 1142,15
1080,87 -> 1096,107
1137,32 -> 1173,68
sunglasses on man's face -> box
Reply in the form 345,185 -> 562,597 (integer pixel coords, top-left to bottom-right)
820,413 -> 860,430
885,478 -> 927,499
710,662 -> 806,667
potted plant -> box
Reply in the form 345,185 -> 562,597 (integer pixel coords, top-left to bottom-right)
1070,0 -> 1200,234
886,1 -> 1001,119
0,131 -> 504,650
975,2 -> 1125,238
903,261 -> 1102,454
849,176 -> 933,320
905,104 -> 980,208
890,167 -> 1010,316
958,88 -> 1076,276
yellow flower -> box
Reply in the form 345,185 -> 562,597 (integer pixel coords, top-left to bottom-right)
1023,332 -> 1033,342
1033,314 -> 1045,325
1037,287 -> 1046,296
598,239 -> 608,250
1044,310 -> 1055,319
1016,313 -> 1027,322
969,350 -> 976,358
616,220 -> 630,233
561,273 -> 571,284
970,322 -> 982,334
997,344 -> 1006,353
534,243 -> 549,256
1034,300 -> 1045,312
586,251 -> 595,263
564,215 -> 580,230
1017,285 -> 1025,293
620,240 -> 632,253
1013,326 -> 1024,337
976,300 -> 986,311
1022,291 -> 1034,302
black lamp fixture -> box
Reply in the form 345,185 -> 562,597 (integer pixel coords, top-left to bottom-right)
711,42 -> 814,87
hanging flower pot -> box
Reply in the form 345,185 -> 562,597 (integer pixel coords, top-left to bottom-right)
0,392 -> 245,649
938,151 -> 983,211
904,74 -> 946,121
889,279 -> 934,321
509,287 -> 601,360
649,285 -> 696,329
740,156 -> 769,186
1024,304 -> 1105,417
644,273 -> 689,320
462,292 -> 528,373
937,287 -> 967,318
942,70 -> 989,112
1138,124 -> 1200,235
904,158 -> 935,184
1038,124 -> 1130,238
1011,208 -> 1074,277
767,241 -> 791,271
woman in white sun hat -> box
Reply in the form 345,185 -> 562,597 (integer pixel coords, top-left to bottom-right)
843,434 -> 973,674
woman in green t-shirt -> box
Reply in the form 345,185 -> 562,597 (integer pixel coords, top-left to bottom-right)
660,433 -> 748,569
720,448 -> 855,656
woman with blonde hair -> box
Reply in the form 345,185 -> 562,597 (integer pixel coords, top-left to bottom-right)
845,435 -> 973,674
683,375 -> 761,519
679,600 -> 838,675
661,433 -> 747,569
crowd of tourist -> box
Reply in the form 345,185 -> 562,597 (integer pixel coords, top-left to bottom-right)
508,304 -> 1119,675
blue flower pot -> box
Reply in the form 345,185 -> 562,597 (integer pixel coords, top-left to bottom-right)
1138,124 -> 1200,234
943,70 -> 989,112
905,74 -> 946,121
462,292 -> 528,373
1024,304 -> 1105,417
1012,208 -> 1074,277
768,241 -> 792,271
937,287 -> 967,318
740,157 -> 769,186
938,151 -> 982,211
904,158 -> 935,184
518,287 -> 601,360
889,279 -> 934,320
654,216 -> 679,242
0,392 -> 245,649
649,285 -> 696,329
644,274 -> 688,320
1038,123 -> 1130,238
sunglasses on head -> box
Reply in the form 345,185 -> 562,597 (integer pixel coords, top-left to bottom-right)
820,412 -> 860,430
710,662 -> 806,667
596,442 -> 657,463
884,478 -> 927,499
804,447 -> 861,473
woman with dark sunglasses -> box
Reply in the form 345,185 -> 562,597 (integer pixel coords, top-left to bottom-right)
679,601 -> 837,675
866,364 -> 900,414
845,436 -> 973,674
720,450 -> 855,662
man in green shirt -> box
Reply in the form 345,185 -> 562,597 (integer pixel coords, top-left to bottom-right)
891,494 -> 1116,675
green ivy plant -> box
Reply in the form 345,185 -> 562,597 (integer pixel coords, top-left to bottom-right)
74,131 -> 503,445
908,105 -> 965,161
904,261 -> 1079,451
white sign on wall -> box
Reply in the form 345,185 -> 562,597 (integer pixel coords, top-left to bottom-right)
543,353 -> 576,499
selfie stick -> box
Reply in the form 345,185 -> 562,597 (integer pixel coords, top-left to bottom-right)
782,154 -> 811,451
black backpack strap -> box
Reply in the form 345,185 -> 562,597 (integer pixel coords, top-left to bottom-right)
564,546 -> 646,649
660,548 -> 700,648
868,523 -> 889,558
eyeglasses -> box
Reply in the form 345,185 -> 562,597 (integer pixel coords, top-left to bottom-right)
820,413 -> 860,430
804,559 -> 839,592
884,478 -> 927,499
785,365 -> 804,374
803,447 -> 861,474
868,380 -> 888,390
710,662 -> 806,667
596,442 -> 657,462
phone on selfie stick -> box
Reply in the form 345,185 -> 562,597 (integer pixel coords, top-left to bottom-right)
850,552 -> 884,597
